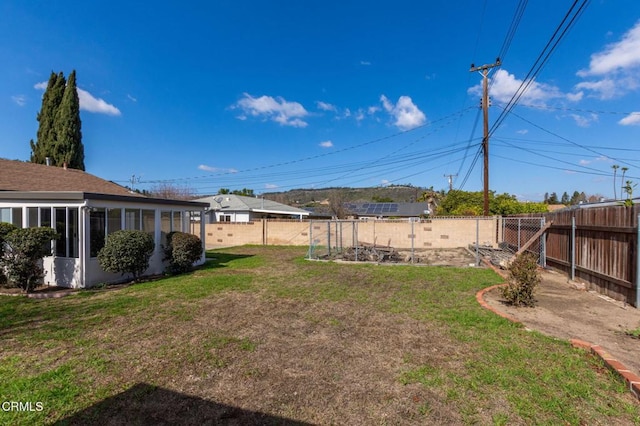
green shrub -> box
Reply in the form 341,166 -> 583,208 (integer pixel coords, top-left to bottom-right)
1,227 -> 57,292
98,230 -> 155,281
164,231 -> 203,274
0,222 -> 18,285
502,252 -> 541,307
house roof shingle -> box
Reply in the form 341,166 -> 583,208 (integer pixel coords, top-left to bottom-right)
0,159 -> 141,196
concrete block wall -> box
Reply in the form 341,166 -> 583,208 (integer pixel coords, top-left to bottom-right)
265,220 -> 311,246
202,222 -> 263,247
199,218 -> 500,250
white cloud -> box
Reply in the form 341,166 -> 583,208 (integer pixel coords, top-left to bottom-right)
12,95 -> 26,106
576,20 -> 640,99
381,179 -> 390,185
127,94 -> 137,102
379,95 -> 427,130
355,108 -> 365,122
619,112 -> 640,126
316,101 -> 337,112
343,108 -> 352,118
516,129 -> 528,135
264,183 -> 278,189
35,81 -> 121,115
319,140 -> 333,148
578,20 -> 640,76
77,88 -> 121,116
595,155 -> 612,163
360,60 -> 371,66
198,165 -> 237,173
566,91 -> 584,102
367,106 -> 380,115
468,69 -> 570,106
569,113 -> 598,128
579,159 -> 591,166
234,93 -> 308,128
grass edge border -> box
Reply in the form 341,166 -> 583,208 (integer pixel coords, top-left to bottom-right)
476,278 -> 640,402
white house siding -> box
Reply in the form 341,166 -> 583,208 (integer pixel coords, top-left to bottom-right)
81,200 -> 205,288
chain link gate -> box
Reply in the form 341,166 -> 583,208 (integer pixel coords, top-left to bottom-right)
307,220 -> 359,259
499,217 -> 547,266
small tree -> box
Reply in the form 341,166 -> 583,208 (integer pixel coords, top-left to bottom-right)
164,232 -> 203,274
502,252 -> 541,307
1,227 -> 57,292
98,230 -> 155,281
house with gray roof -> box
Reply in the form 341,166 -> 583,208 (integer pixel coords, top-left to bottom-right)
197,194 -> 309,223
0,159 -> 207,288
344,202 -> 431,219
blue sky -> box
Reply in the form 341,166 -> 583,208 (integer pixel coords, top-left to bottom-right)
2,0 -> 640,201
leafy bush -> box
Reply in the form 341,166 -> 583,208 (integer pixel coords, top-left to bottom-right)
0,222 -> 18,285
0,227 -> 57,292
98,230 -> 155,281
164,231 -> 203,274
502,252 -> 541,307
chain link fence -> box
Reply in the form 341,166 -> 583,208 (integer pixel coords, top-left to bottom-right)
499,217 -> 546,266
306,218 -> 501,266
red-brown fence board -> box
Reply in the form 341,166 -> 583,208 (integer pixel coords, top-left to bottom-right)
511,205 -> 638,306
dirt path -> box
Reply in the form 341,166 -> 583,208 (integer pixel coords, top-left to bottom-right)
482,268 -> 640,377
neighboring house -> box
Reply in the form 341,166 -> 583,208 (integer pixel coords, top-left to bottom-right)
197,194 -> 310,223
0,159 -> 207,289
344,202 -> 431,219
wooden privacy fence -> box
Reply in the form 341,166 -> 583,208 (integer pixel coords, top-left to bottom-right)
510,205 -> 640,308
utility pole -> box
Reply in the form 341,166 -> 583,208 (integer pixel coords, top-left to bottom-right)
470,58 -> 501,216
444,174 -> 457,191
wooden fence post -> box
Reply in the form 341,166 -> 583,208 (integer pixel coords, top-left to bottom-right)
636,214 -> 640,308
571,216 -> 576,281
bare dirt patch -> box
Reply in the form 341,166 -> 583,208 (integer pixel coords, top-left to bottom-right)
482,268 -> 640,377
172,293 -> 466,425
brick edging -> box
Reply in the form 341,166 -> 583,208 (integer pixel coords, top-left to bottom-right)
476,284 -> 640,402
570,339 -> 640,400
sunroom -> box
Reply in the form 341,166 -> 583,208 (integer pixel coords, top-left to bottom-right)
0,192 -> 206,289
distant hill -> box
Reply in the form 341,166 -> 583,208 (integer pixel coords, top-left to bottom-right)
263,185 -> 437,206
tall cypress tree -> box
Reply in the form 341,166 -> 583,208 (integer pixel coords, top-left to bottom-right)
30,70 -> 85,170
54,70 -> 84,170
30,72 -> 66,164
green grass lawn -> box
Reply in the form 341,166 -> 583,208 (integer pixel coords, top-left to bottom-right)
1,246 -> 638,425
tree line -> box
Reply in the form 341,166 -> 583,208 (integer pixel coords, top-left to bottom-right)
543,191 -> 602,205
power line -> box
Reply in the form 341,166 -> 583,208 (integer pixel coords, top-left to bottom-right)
516,103 -> 640,116
498,0 -> 529,64
505,107 -> 637,168
134,108 -> 472,185
489,0 -> 590,137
